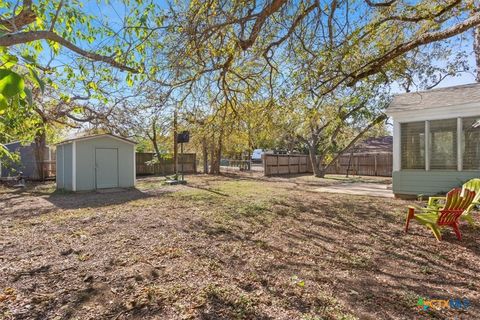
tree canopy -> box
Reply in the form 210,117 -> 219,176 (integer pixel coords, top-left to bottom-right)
1,0 -> 479,175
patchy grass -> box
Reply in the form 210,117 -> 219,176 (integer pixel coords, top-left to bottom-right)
0,173 -> 479,320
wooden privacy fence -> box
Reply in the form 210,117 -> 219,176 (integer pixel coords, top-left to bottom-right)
263,154 -> 309,175
264,153 -> 392,177
325,153 -> 392,177
39,160 -> 56,179
136,153 -> 197,175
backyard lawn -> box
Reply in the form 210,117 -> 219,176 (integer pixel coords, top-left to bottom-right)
1,173 -> 479,319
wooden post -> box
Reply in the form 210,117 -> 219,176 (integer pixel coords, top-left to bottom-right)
374,154 -> 378,176
194,154 -> 197,173
181,142 -> 184,181
173,109 -> 178,176
355,156 -> 359,176
277,155 -> 279,175
263,154 -> 268,175
288,155 -> 291,174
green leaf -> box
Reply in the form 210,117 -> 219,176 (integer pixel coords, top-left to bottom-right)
0,93 -> 7,112
126,73 -> 134,86
24,87 -> 33,106
0,54 -> 18,68
0,69 -> 25,98
28,68 -> 45,93
51,41 -> 61,55
21,54 -> 36,64
88,81 -> 97,90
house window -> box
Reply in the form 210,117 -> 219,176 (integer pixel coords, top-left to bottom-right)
463,116 -> 480,170
401,121 -> 425,169
429,119 -> 457,170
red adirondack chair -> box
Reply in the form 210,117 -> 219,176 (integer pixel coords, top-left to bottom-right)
405,188 -> 476,241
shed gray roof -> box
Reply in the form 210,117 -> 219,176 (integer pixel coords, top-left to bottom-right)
57,133 -> 136,145
387,83 -> 480,114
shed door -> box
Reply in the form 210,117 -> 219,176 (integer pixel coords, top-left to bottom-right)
95,148 -> 118,189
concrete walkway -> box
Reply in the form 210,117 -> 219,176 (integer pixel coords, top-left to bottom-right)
313,183 -> 394,198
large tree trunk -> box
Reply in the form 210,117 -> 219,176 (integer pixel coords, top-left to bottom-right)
209,135 -> 218,175
149,118 -> 163,163
317,154 -> 327,178
215,131 -> 223,174
152,140 -> 162,162
202,136 -> 208,174
475,26 -> 480,82
33,130 -> 46,181
208,107 -> 228,175
209,141 -> 222,174
308,144 -> 324,178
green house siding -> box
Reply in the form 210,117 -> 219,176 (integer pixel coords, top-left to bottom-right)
393,170 -> 480,196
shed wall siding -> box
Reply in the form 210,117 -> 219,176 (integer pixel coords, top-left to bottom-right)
75,137 -> 134,191
56,145 -> 64,189
63,144 -> 73,190
392,170 -> 480,196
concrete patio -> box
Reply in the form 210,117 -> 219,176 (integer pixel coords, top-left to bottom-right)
313,182 -> 394,198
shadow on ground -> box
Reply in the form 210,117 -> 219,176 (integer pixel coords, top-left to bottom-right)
1,174 -> 478,319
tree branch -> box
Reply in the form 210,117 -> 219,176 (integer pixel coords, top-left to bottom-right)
238,0 -> 287,51
0,0 -> 35,32
49,0 -> 64,32
0,30 -> 138,73
347,11 -> 480,85
323,114 -> 387,171
263,3 -> 317,55
364,0 -> 396,7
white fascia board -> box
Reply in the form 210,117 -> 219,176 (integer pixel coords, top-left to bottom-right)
392,120 -> 401,172
387,103 -> 480,122
57,134 -> 136,146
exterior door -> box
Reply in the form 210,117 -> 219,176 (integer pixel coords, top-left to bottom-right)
95,148 -> 118,189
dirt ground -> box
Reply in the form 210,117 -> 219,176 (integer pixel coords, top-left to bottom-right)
1,173 -> 479,320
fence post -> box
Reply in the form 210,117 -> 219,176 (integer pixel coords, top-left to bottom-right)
288,155 -> 291,174
355,156 -> 359,176
374,154 -> 378,176
263,155 -> 267,175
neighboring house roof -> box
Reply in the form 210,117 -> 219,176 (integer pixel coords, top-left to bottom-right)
2,141 -> 21,146
387,83 -> 480,114
56,133 -> 136,145
348,136 -> 393,154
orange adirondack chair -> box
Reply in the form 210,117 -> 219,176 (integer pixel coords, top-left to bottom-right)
405,188 -> 476,241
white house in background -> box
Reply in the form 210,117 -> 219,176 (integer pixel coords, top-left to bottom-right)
386,83 -> 480,198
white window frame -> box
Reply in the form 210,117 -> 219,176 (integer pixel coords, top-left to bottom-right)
396,115 -> 480,172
